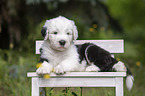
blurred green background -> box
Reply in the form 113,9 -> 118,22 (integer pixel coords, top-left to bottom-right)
0,0 -> 145,96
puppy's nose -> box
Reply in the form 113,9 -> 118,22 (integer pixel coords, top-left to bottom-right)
59,40 -> 66,46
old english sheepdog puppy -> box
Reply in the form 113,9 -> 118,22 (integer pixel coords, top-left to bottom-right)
36,16 -> 84,74
77,43 -> 134,91
36,16 -> 133,91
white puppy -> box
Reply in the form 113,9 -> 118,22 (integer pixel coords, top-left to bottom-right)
36,16 -> 84,74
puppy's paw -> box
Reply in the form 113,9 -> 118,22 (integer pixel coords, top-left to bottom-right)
54,65 -> 65,75
36,61 -> 53,74
85,65 -> 100,72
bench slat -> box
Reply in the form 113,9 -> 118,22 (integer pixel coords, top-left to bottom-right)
39,78 -> 116,87
27,72 -> 126,77
35,40 -> 124,54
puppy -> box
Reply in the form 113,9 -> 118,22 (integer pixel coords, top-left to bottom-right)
36,16 -> 84,74
77,43 -> 134,91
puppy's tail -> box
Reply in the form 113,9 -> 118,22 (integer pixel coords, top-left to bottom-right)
126,68 -> 134,91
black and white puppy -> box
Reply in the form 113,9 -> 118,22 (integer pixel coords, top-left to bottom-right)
36,16 -> 133,91
77,43 -> 134,91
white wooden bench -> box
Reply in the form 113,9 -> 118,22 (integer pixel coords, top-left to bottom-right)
27,40 -> 126,96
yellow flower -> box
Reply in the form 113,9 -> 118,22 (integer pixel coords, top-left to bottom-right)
43,74 -> 51,79
93,24 -> 97,28
136,61 -> 141,67
100,27 -> 105,31
89,28 -> 94,32
116,58 -> 120,61
36,63 -> 42,68
40,92 -> 42,95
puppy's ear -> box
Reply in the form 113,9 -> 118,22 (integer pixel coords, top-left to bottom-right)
70,20 -> 78,41
42,20 -> 50,40
41,27 -> 47,38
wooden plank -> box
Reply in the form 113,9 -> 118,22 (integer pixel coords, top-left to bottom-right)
36,41 -> 43,54
35,40 -> 124,54
27,72 -> 126,77
116,77 -> 124,96
39,78 -> 116,87
75,40 -> 124,53
32,78 -> 39,96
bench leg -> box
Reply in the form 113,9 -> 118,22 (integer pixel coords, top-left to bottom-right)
116,77 -> 123,96
40,87 -> 46,96
32,78 -> 39,96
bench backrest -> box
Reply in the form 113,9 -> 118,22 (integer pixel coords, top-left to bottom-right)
35,40 -> 124,54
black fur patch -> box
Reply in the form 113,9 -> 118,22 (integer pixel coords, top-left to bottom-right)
40,48 -> 43,54
39,48 -> 49,63
127,67 -> 133,75
41,27 -> 47,38
39,58 -> 49,63
77,43 -> 118,72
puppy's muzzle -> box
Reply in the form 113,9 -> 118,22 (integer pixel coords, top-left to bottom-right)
59,40 -> 66,46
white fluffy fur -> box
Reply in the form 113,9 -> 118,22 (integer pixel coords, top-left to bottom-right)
86,64 -> 101,72
36,16 -> 82,74
113,61 -> 134,91
43,16 -> 78,41
113,61 -> 127,72
36,61 -> 53,74
126,75 -> 134,91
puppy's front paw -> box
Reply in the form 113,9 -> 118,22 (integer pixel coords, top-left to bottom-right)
54,65 -> 65,74
85,65 -> 100,72
36,61 -> 53,74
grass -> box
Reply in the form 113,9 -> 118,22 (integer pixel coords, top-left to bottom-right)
0,49 -> 145,96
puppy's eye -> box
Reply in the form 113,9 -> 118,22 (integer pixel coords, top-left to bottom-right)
53,32 -> 57,35
67,32 -> 72,35
67,33 -> 70,35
